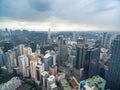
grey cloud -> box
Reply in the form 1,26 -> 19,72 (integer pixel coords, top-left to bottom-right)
0,0 -> 52,21
0,0 -> 120,30
28,0 -> 52,11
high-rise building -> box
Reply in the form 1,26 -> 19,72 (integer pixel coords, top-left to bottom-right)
6,50 -> 17,67
83,47 -> 100,79
36,62 -> 44,83
4,51 -> 14,73
3,42 -> 13,52
58,35 -> 68,65
105,35 -> 120,90
68,55 -> 76,68
102,32 -> 107,48
41,71 -> 49,89
42,53 -> 53,71
18,55 -> 29,77
87,48 -> 100,78
50,50 -> 56,66
80,75 -> 106,90
18,44 -> 24,56
76,46 -> 87,69
48,28 -> 52,45
30,42 -> 36,52
30,59 -> 38,81
23,46 -> 32,55
0,48 -> 3,54
0,54 -> 4,68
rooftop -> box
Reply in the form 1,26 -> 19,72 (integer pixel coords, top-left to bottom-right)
70,76 -> 79,88
60,79 -> 71,90
44,53 -> 51,58
86,75 -> 106,88
48,75 -> 55,81
41,71 -> 49,77
50,83 -> 57,89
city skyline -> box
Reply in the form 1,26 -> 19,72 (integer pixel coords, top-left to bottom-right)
0,0 -> 120,31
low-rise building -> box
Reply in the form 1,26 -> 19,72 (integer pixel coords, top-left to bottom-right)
80,75 -> 106,90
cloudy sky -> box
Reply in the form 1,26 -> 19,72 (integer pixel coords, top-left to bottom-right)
0,0 -> 119,31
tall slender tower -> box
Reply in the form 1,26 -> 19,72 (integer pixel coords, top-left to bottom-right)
48,28 -> 51,45
58,35 -> 68,65
105,35 -> 120,90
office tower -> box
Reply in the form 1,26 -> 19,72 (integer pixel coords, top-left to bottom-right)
76,46 -> 87,69
36,62 -> 44,83
87,48 -> 100,78
0,48 -> 3,54
18,55 -> 29,77
3,42 -> 13,52
58,35 -> 68,65
79,68 -> 84,81
68,55 -> 76,68
83,48 -> 100,78
105,35 -> 120,90
48,28 -> 52,45
77,36 -> 86,46
35,49 -> 41,56
18,44 -> 25,55
102,32 -> 107,48
80,75 -> 106,90
41,71 -> 49,89
30,42 -> 36,52
94,40 -> 101,48
23,46 -> 32,55
4,52 -> 14,73
12,47 -> 19,66
0,54 -> 4,69
50,50 -> 56,66
73,31 -> 78,41
42,53 -> 53,71
71,49 -> 77,56
30,59 -> 38,81
7,50 -> 17,67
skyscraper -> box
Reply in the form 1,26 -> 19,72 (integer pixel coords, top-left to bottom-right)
58,35 -> 68,65
83,47 -> 100,79
0,54 -> 4,68
18,44 -> 24,56
3,42 -> 13,52
102,32 -> 108,48
30,59 -> 38,81
18,55 -> 29,77
88,48 -> 100,78
48,28 -> 52,45
105,35 -> 120,90
4,51 -> 14,73
76,46 -> 87,69
42,53 -> 53,71
36,62 -> 44,82
30,42 -> 36,52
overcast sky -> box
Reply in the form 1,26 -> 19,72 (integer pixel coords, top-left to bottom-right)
0,0 -> 120,31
